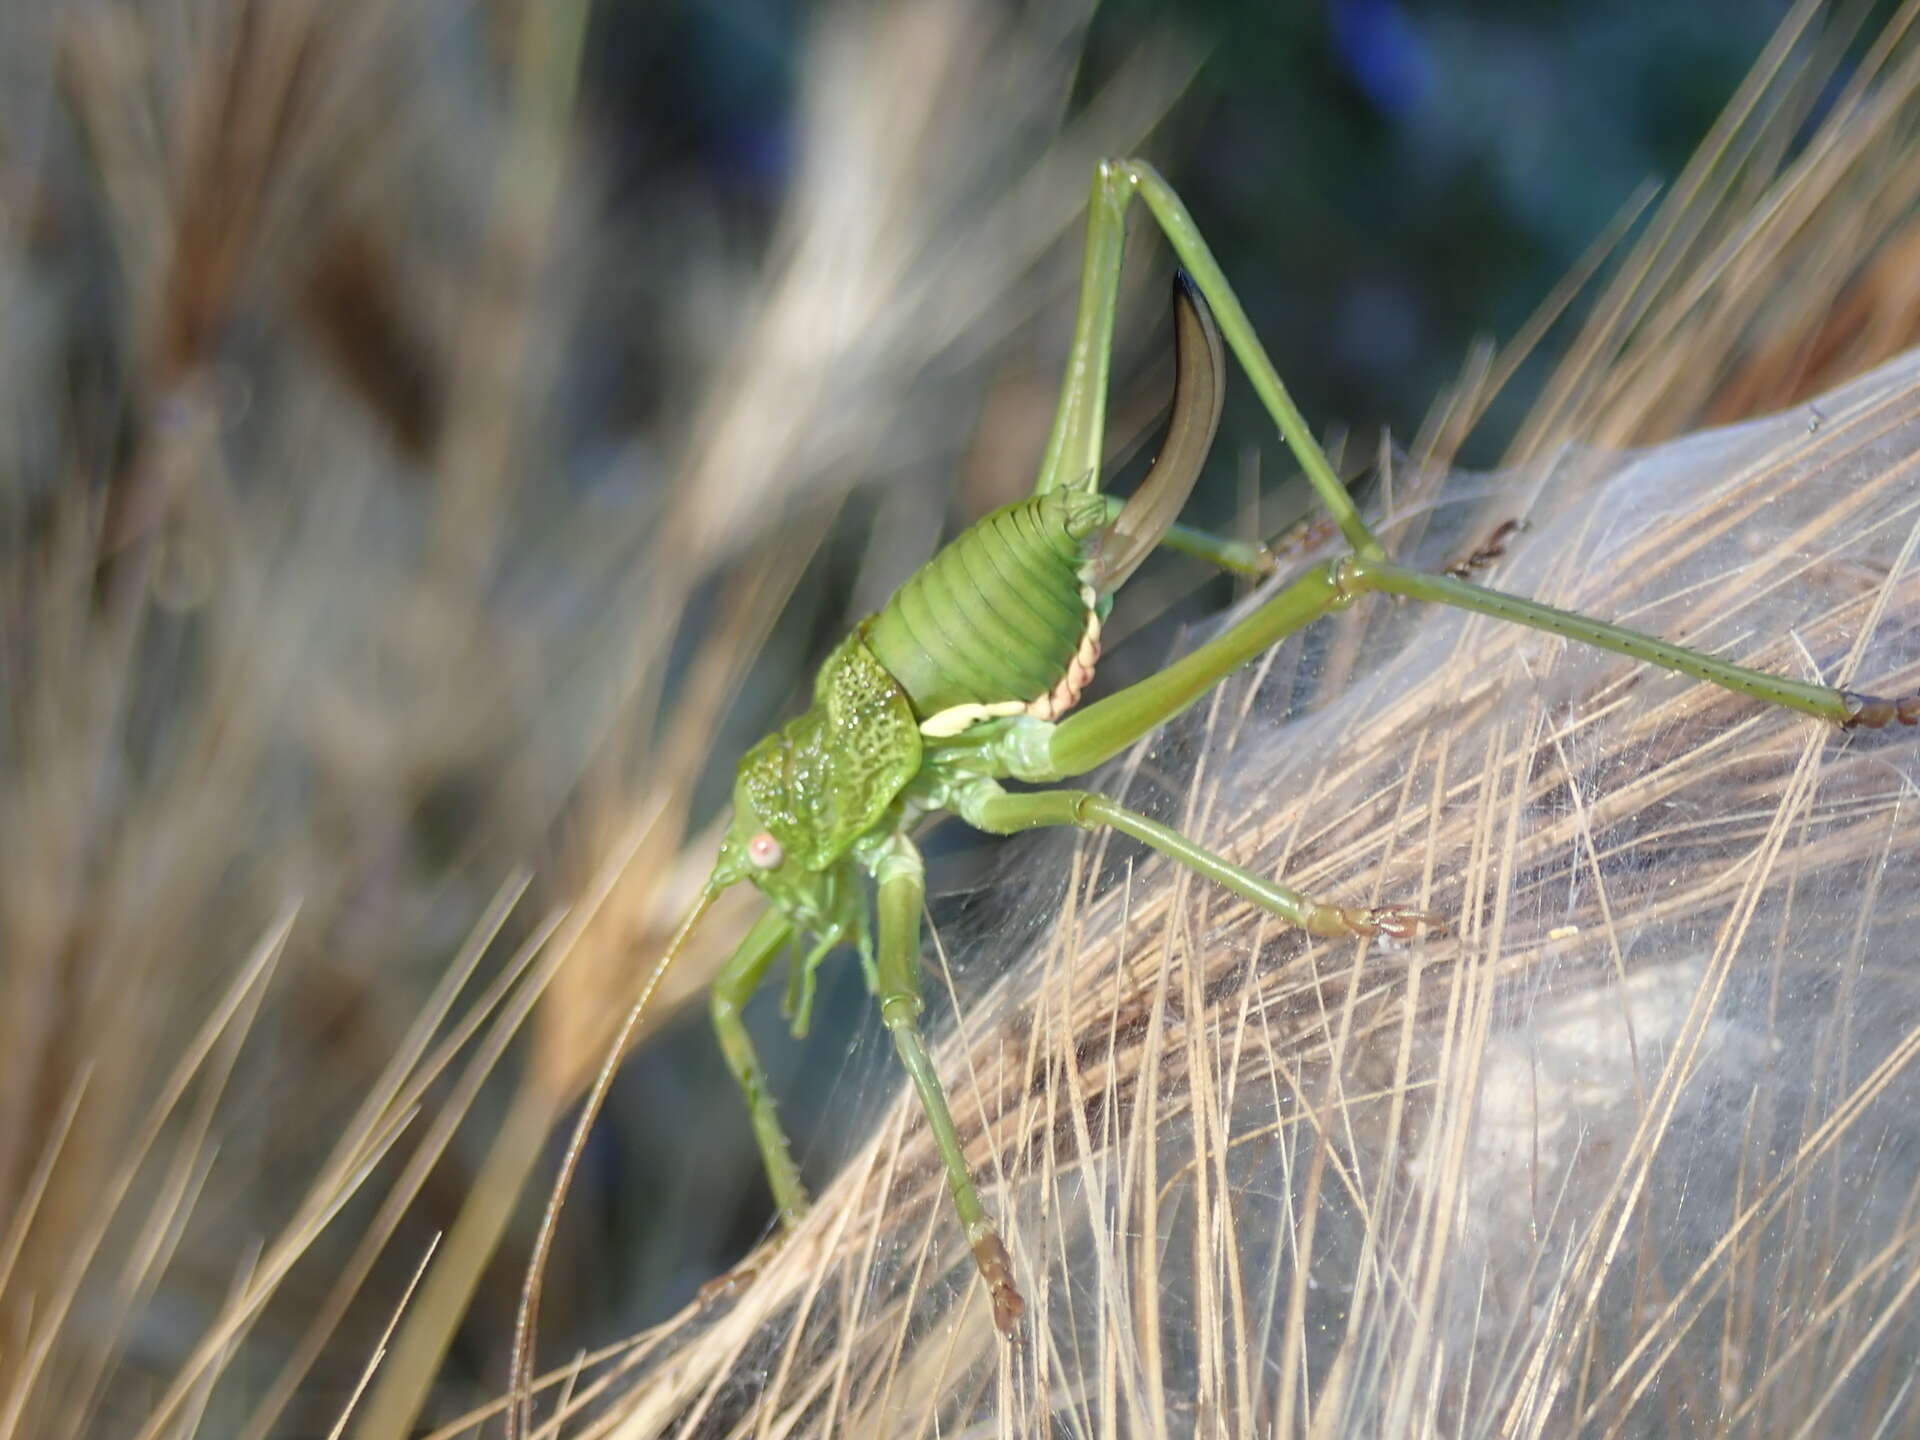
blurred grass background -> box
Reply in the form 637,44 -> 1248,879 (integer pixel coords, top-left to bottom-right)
3,0 -> 1915,1435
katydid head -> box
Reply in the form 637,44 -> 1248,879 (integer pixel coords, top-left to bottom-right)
713,763 -> 831,922
712,627 -> 924,910
716,762 -> 869,1036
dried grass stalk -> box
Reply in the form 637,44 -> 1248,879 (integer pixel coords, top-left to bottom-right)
537,338 -> 1920,1440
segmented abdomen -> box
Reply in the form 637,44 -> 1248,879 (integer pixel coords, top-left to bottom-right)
865,488 -> 1106,724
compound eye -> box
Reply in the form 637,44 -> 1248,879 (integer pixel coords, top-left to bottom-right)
747,832 -> 783,870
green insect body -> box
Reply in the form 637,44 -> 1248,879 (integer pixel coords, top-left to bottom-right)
713,631 -> 918,1030
866,487 -> 1111,730
713,280 -> 1227,1063
714,488 -> 1117,1034
725,632 -> 923,879
518,161 -> 1920,1380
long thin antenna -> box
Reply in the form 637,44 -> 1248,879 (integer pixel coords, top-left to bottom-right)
507,882 -> 723,1440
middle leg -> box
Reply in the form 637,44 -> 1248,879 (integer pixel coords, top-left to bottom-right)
958,783 -> 1434,939
871,838 -> 1025,1334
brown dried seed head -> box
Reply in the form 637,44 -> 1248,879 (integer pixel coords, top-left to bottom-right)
970,1227 -> 1025,1336
1841,690 -> 1920,728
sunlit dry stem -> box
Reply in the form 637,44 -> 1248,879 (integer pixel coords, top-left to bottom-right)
508,884 -> 720,1440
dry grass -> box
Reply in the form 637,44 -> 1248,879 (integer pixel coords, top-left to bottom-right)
475,3 -> 1920,1436
0,0 -> 1190,1435
489,318 -> 1920,1440
7,0 -> 1920,1437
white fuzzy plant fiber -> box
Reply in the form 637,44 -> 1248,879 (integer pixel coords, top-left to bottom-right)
530,348 -> 1920,1440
